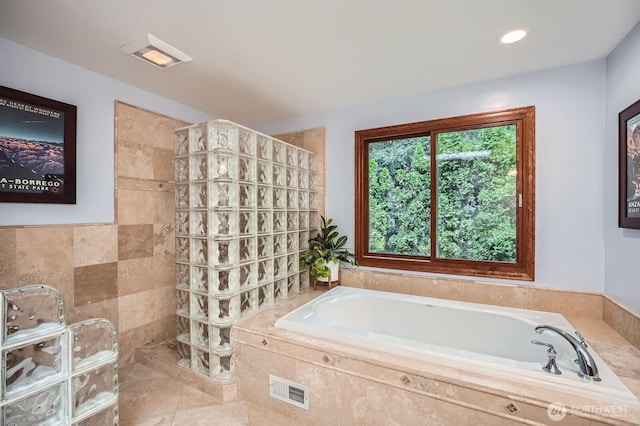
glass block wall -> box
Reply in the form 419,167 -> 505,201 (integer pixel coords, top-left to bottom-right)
174,120 -> 318,382
1,285 -> 119,425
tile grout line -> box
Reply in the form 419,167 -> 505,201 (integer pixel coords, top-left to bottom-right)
170,381 -> 186,425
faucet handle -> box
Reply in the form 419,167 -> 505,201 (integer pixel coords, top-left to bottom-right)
574,331 -> 588,348
531,339 -> 557,355
531,340 -> 562,375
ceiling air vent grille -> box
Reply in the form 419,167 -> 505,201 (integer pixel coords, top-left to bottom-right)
269,374 -> 309,410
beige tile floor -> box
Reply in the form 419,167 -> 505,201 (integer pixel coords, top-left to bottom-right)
118,363 -> 302,426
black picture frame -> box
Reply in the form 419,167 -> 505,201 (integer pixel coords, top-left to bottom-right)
619,98 -> 640,229
0,85 -> 76,204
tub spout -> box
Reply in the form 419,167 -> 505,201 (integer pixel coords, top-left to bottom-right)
534,325 -> 601,382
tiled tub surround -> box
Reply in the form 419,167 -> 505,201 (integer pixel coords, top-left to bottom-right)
1,285 -> 118,425
234,289 -> 640,425
174,120 -> 318,382
275,286 -> 639,408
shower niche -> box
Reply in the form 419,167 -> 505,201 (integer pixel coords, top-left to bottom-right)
0,284 -> 119,425
175,120 -> 318,382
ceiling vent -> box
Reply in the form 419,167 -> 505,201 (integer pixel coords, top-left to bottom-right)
119,34 -> 192,69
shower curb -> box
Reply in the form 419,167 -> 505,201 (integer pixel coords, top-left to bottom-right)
134,339 -> 238,402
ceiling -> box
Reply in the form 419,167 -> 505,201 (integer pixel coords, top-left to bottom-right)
1,1 -> 639,125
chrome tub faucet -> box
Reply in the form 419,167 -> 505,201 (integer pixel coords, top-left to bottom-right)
534,325 -> 601,382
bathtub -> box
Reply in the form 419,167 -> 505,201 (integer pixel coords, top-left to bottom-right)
275,286 -> 640,408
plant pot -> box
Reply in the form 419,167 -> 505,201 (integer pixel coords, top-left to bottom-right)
317,259 -> 340,282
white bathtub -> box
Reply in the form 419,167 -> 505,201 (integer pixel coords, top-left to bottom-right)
275,286 -> 640,407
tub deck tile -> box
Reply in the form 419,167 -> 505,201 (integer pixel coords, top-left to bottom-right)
234,289 -> 640,426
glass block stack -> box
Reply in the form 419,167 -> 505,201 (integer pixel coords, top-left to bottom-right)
174,120 -> 318,382
1,285 -> 119,425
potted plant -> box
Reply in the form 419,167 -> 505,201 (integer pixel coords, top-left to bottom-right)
301,216 -> 356,282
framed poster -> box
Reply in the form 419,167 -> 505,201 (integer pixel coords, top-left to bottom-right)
0,85 -> 76,204
619,98 -> 640,229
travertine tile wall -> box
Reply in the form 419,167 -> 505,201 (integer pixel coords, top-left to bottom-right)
0,225 -> 119,335
603,296 -> 640,351
0,101 -> 186,365
341,269 -> 604,318
115,102 -> 186,364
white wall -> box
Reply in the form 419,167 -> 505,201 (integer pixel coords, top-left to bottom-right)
255,61 -> 607,293
0,37 -> 213,226
604,23 -> 640,315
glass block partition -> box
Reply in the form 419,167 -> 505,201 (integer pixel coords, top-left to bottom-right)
175,120 -> 318,382
1,285 -> 119,425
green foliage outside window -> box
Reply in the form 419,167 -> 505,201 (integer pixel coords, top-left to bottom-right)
368,125 -> 517,263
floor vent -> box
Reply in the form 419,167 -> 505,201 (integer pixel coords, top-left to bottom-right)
269,375 -> 309,410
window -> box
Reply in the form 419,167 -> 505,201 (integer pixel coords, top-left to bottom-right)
354,106 -> 535,280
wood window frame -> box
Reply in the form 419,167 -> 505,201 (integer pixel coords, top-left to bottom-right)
354,106 -> 535,281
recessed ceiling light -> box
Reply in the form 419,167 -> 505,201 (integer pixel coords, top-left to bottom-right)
498,28 -> 529,45
119,34 -> 193,69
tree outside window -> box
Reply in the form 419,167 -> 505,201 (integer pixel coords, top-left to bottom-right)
354,106 -> 535,280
